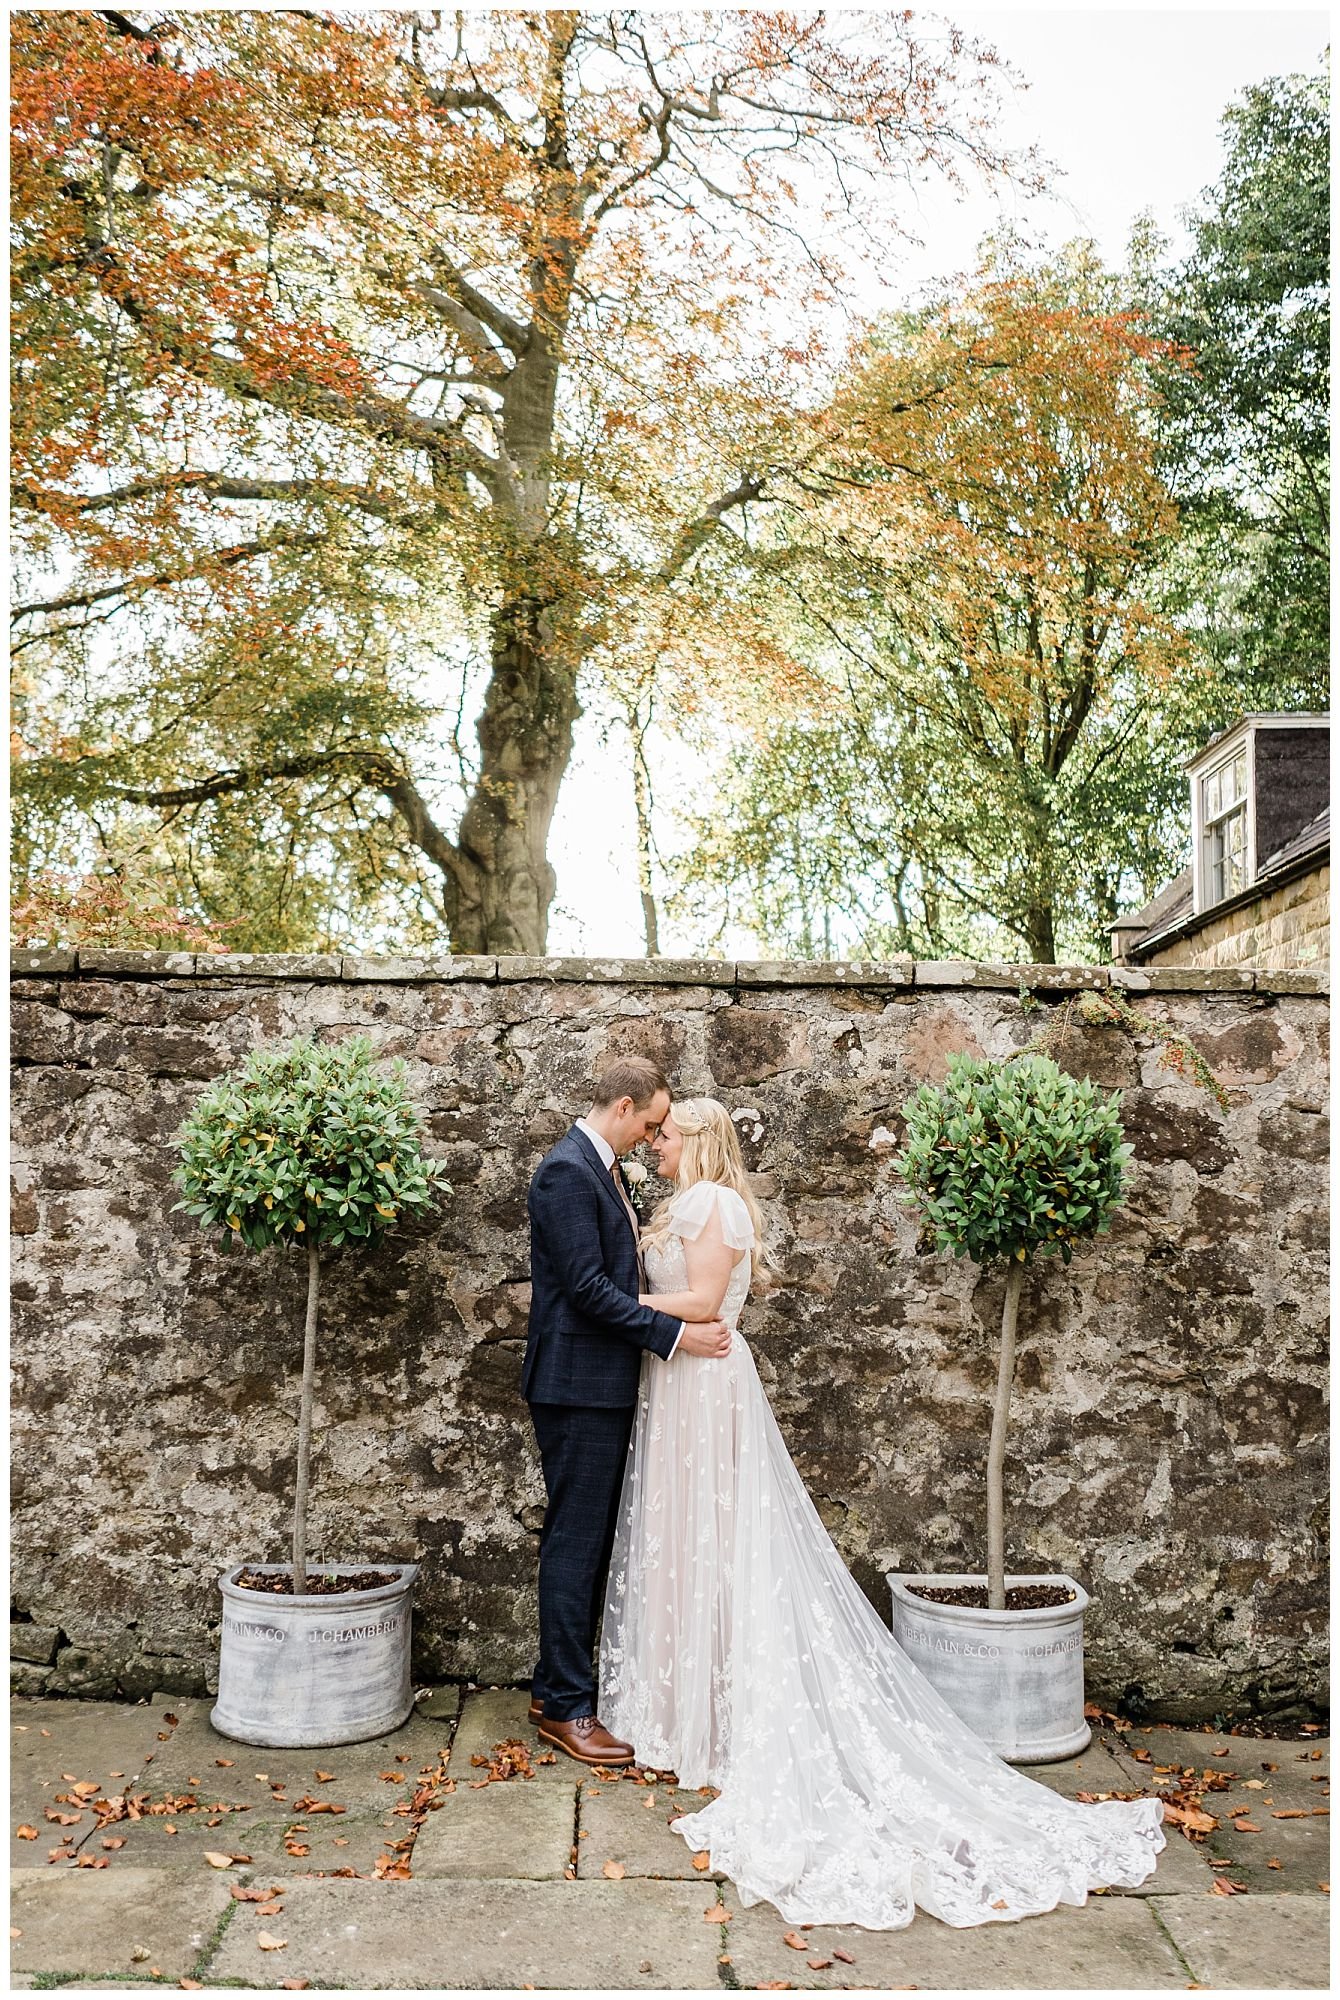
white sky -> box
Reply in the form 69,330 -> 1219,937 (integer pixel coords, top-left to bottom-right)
546,5 -> 1329,957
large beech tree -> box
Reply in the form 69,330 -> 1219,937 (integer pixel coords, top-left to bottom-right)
12,8 -> 1028,953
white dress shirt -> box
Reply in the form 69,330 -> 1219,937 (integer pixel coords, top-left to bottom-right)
575,1118 -> 684,1355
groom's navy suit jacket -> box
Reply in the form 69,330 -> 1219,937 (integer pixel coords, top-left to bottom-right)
522,1125 -> 682,1407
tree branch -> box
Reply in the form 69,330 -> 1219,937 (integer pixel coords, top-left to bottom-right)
660,470 -> 769,581
113,748 -> 473,894
93,246 -> 504,493
11,530 -> 329,621
13,472 -> 414,522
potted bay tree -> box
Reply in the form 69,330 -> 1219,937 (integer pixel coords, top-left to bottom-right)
172,1033 -> 449,1747
889,1050 -> 1132,1763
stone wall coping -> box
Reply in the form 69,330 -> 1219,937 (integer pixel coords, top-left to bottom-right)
9,946 -> 1329,997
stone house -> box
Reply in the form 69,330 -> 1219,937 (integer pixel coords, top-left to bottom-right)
1110,713 -> 1329,971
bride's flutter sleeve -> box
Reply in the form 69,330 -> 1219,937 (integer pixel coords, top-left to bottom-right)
670,1181 -> 754,1251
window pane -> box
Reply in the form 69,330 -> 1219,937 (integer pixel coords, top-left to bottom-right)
1204,770 -> 1220,820
1205,806 -> 1248,905
1231,750 -> 1247,800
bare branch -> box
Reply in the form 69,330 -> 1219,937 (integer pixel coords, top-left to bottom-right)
13,473 -> 413,522
114,747 -> 473,894
91,247 -> 504,493
11,530 -> 329,622
660,471 -> 769,581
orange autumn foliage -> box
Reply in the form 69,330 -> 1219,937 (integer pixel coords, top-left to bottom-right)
12,10 -> 1036,952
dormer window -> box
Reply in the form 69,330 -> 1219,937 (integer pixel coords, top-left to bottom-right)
1200,747 -> 1248,905
1186,714 -> 1328,918
1110,711 -> 1327,966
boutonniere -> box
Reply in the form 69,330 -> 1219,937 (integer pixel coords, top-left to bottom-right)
621,1158 -> 650,1213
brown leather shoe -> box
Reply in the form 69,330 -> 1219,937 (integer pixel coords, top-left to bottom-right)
528,1696 -> 543,1724
536,1714 -> 634,1766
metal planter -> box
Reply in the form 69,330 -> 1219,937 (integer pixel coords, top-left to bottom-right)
888,1569 -> 1091,1763
212,1560 -> 419,1747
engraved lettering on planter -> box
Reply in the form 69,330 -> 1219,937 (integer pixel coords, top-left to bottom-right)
1023,1636 -> 1083,1658
223,1617 -> 287,1642
304,1617 -> 403,1643
906,1630 -> 1001,1660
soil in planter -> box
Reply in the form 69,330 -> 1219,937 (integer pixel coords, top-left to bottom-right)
905,1582 -> 1077,1611
235,1567 -> 401,1596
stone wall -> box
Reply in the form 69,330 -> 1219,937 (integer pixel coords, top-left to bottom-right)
1145,864 -> 1329,972
10,948 -> 1330,1721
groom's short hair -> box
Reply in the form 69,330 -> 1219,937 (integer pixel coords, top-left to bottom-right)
592,1055 -> 670,1109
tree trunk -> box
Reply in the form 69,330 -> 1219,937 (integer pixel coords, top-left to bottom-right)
450,592 -> 581,954
1024,902 -> 1056,963
986,1260 -> 1025,1611
629,708 -> 660,956
291,1240 -> 321,1594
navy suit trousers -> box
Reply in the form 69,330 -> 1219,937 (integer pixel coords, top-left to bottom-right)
528,1400 -> 636,1722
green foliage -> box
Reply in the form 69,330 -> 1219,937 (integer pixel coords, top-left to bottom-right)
669,59 -> 1330,968
1150,59 -> 1329,708
668,237 -> 1199,966
171,1035 -> 449,1254
894,1053 -> 1133,1268
667,691 -> 1194,965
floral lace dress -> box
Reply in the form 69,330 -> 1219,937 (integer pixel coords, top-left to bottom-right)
599,1178 -> 1165,1930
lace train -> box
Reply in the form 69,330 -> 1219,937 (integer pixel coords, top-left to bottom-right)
599,1184 -> 1164,1929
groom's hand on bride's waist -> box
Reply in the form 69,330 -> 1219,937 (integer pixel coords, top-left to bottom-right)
676,1318 -> 731,1358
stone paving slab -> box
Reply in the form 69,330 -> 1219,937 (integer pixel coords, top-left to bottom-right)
11,1697 -> 166,1869
1154,1890 -> 1330,1989
1106,1727 -> 1328,1792
576,1773 -> 726,1880
10,1866 -> 232,1980
721,1885 -> 1189,1988
414,1683 -> 462,1725
9,1983 -> 147,1992
211,1876 -> 725,1988
444,1686 -> 572,1783
412,1773 -> 577,1878
1204,1798 -> 1332,1895
47,1806 -> 403,1877
1017,1736 -> 1133,1796
1105,1728 -> 1330,1896
143,1695 -> 453,1814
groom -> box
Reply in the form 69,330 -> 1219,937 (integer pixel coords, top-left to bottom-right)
522,1054 -> 730,1766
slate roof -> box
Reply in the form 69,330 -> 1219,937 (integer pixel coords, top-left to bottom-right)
1117,809 -> 1328,960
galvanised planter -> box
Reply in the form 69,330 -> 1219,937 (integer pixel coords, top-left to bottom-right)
888,1570 -> 1091,1763
212,1561 -> 419,1747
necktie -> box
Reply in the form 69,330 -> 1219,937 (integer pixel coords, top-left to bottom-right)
611,1160 -> 646,1288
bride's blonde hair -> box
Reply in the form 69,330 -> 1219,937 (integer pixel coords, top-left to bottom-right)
644,1096 -> 772,1278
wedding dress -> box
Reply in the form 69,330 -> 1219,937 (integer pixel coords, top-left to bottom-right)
599,1178 -> 1165,1930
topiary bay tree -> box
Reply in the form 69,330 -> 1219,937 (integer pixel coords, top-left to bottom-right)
172,1034 -> 449,1593
895,1051 -> 1132,1611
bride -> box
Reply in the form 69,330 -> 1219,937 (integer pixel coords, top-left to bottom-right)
598,1096 -> 1165,1930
